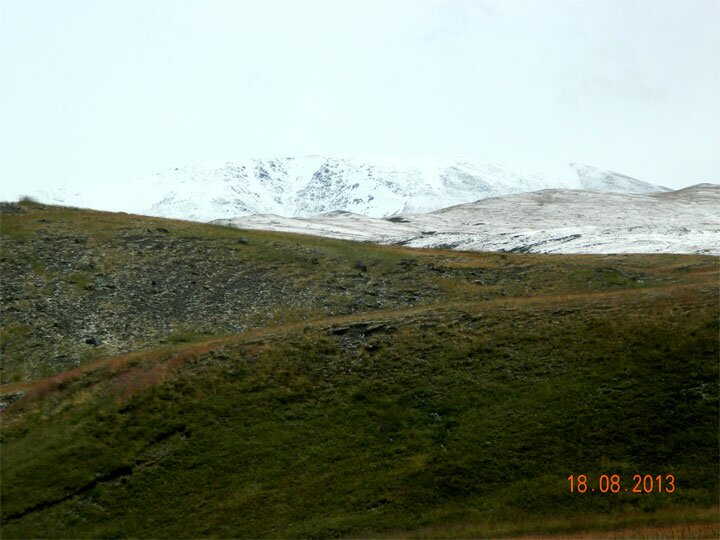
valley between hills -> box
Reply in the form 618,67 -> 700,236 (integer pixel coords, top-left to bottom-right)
1,200 -> 718,538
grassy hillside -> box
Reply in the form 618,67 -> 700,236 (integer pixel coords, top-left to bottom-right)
1,201 -> 718,538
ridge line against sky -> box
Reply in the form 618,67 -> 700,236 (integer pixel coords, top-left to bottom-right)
1,0 -> 718,196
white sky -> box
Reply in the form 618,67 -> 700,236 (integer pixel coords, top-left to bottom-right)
1,0 -> 718,196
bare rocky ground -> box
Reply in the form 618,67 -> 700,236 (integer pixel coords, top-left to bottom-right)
1,203 -> 456,382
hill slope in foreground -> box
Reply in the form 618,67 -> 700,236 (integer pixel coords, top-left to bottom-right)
1,201 -> 718,538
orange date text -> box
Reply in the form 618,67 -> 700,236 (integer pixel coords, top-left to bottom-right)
567,474 -> 675,494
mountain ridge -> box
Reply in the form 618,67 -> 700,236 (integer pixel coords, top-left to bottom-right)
12,157 -> 671,222
140,157 -> 669,221
214,184 -> 720,255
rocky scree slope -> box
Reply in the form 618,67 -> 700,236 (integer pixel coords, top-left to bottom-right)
0,203 -> 436,384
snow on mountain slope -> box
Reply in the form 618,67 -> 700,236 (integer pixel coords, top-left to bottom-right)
32,188 -> 89,207
214,184 -> 720,255
569,163 -> 669,192
8,156 -> 672,223
93,157 -> 666,222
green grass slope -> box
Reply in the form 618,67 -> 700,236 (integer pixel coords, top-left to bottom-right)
1,201 -> 718,538
0,201 -> 696,385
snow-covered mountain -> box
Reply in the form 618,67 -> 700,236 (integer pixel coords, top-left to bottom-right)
214,184 -> 720,255
8,155 -> 714,254
8,156 -> 673,224
134,157 -> 668,222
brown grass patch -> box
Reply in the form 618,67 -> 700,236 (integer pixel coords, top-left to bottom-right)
0,340 -> 220,415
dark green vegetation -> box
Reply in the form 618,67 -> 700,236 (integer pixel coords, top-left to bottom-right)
1,201 -> 718,538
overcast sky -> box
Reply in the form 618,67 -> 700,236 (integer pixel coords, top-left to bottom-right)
1,0 -> 718,197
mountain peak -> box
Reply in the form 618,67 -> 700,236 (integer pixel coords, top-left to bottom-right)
15,157 -> 671,222
135,157 -> 669,222
569,162 -> 671,193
